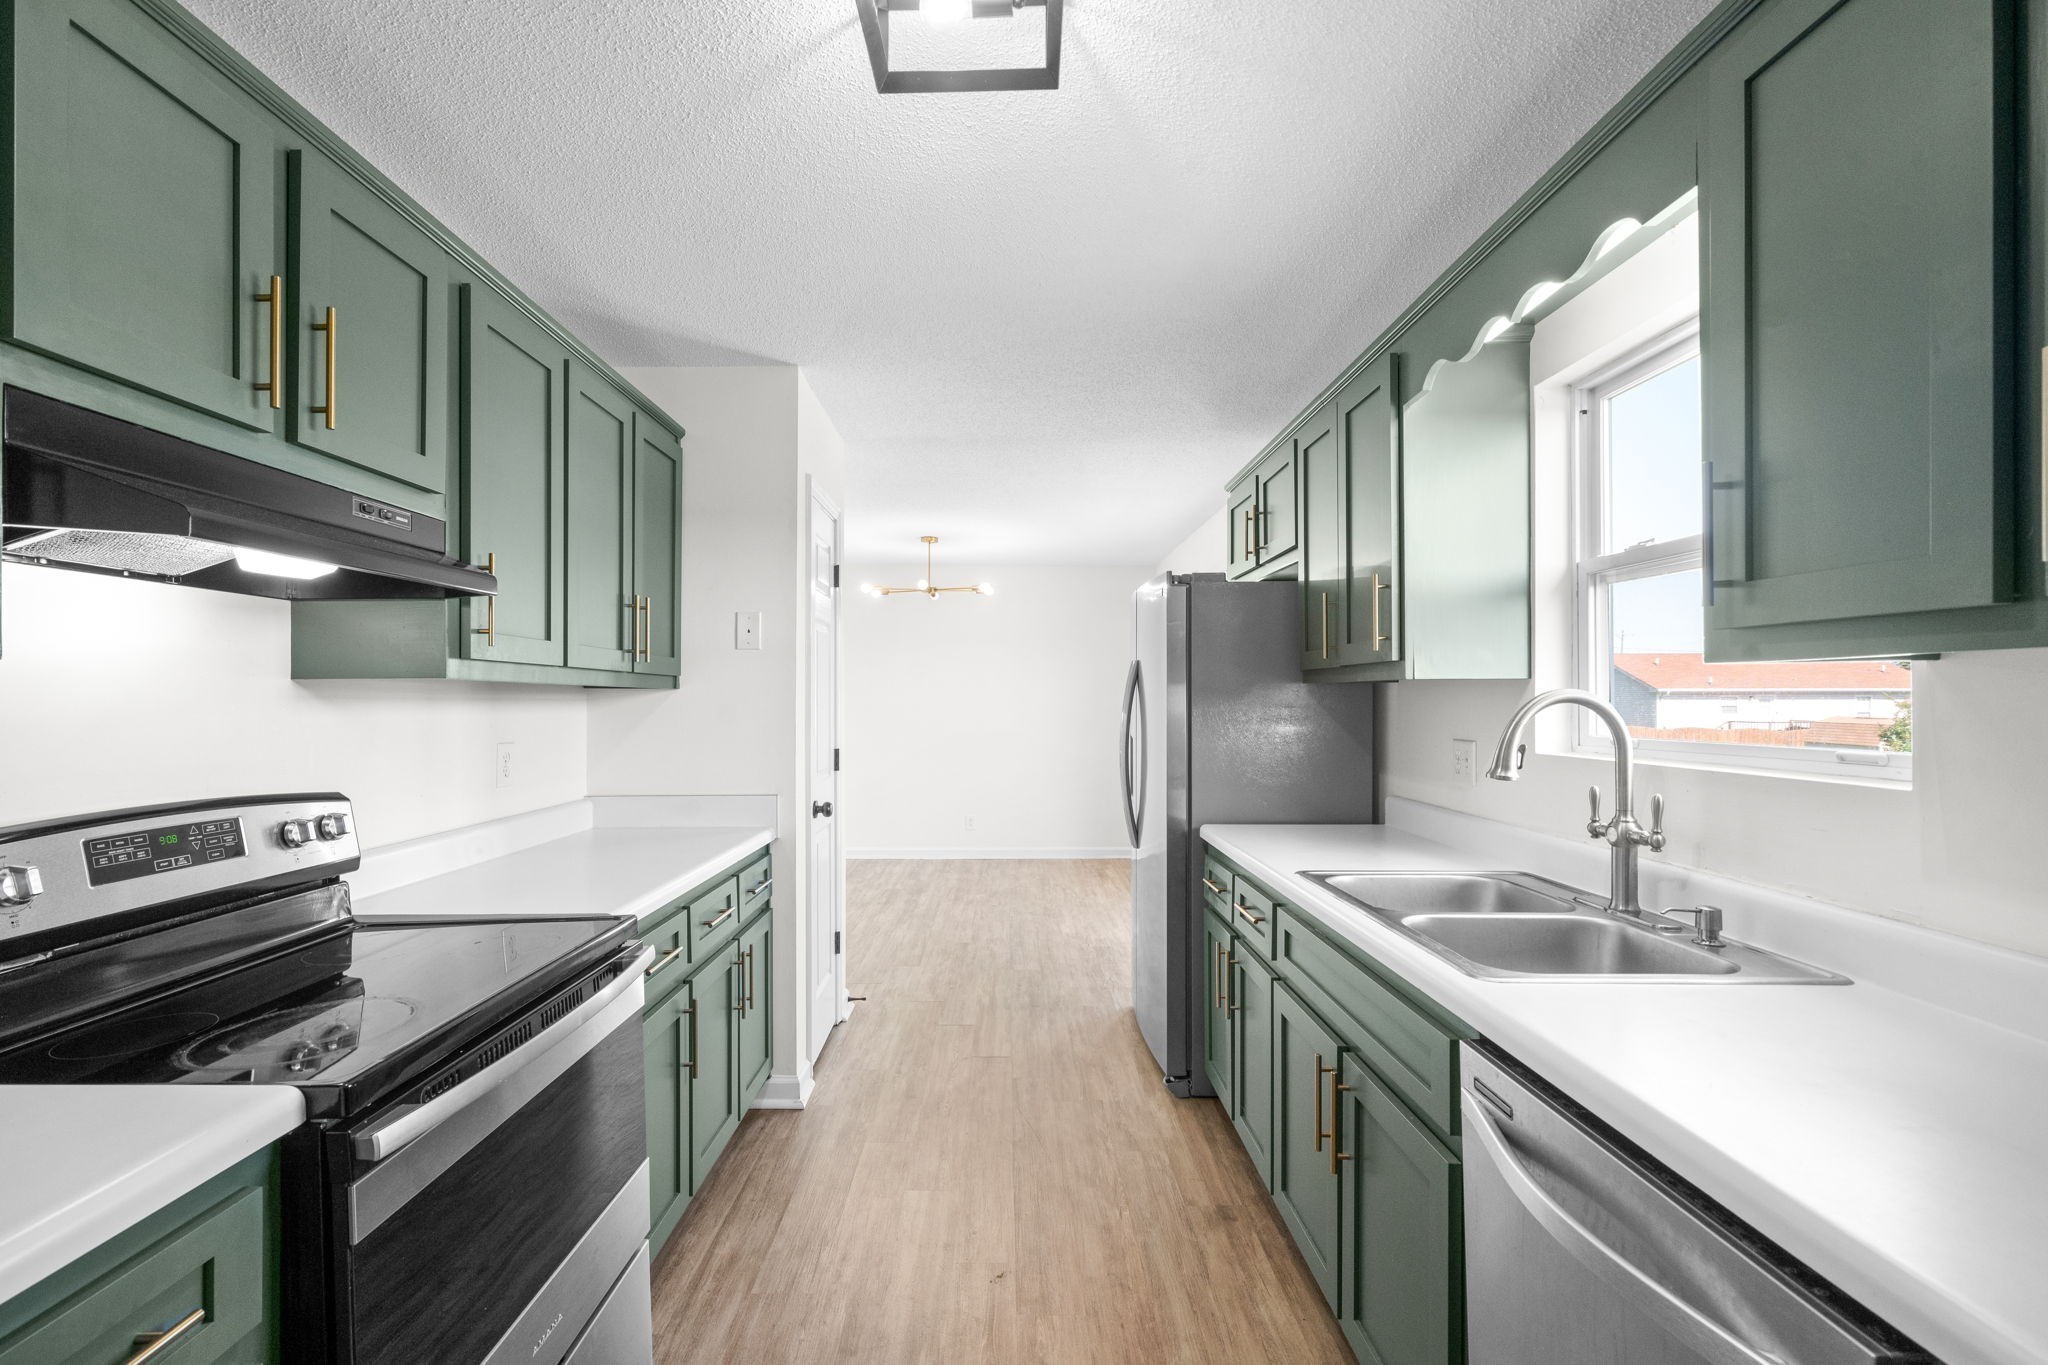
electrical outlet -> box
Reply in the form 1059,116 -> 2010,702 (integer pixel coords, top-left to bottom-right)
1450,738 -> 1477,786
735,611 -> 762,650
496,741 -> 516,789
964,815 -> 977,832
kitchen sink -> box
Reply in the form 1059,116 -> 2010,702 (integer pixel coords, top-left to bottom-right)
1300,871 -> 1846,984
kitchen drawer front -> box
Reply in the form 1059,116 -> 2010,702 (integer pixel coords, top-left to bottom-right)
640,899 -> 690,1012
1199,855 -> 1234,918
1226,874 -> 1277,960
738,850 -> 773,915
0,1173 -> 272,1365
1274,908 -> 1467,1142
685,875 -> 743,963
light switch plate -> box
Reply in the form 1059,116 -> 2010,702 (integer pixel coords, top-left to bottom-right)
1451,738 -> 1477,786
736,611 -> 763,650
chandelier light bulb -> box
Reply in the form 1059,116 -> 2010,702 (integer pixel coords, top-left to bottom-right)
916,578 -> 929,591
977,582 -> 994,596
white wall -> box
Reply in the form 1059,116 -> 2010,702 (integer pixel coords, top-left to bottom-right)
1381,213 -> 2048,961
1155,507 -> 1229,576
0,566 -> 587,844
841,562 -> 1150,857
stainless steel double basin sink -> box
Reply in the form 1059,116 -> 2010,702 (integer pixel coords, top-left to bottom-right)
1301,871 -> 1845,984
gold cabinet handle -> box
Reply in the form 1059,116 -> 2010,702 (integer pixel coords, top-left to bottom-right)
472,552 -> 497,646
643,593 -> 655,660
634,595 -> 644,660
733,957 -> 746,1016
702,901 -> 736,931
124,1308 -> 207,1365
1225,953 -> 1239,1015
1371,572 -> 1390,649
686,996 -> 699,1078
747,876 -> 773,899
1214,942 -> 1226,1007
644,945 -> 683,979
1314,1054 -> 1335,1152
1320,590 -> 1331,660
1233,900 -> 1265,927
1201,877 -> 1226,896
309,305 -> 337,428
744,944 -> 756,1014
1331,1076 -> 1355,1175
253,275 -> 283,408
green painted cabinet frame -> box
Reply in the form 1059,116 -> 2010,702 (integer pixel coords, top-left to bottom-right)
632,412 -> 683,677
1301,355 -> 1404,674
566,362 -> 638,671
1226,479 -> 1259,578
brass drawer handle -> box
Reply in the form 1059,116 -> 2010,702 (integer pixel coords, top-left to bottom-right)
744,944 -> 756,1014
636,594 -> 652,661
1214,942 -> 1226,1007
1371,572 -> 1390,649
1320,590 -> 1331,660
702,902 -> 736,931
733,957 -> 746,1016
747,876 -> 773,899
1225,953 -> 1239,1015
686,996 -> 700,1078
472,552 -> 498,646
1331,1076 -> 1354,1175
1201,877 -> 1226,896
125,1308 -> 207,1365
1242,507 -> 1256,560
1314,1054 -> 1335,1152
310,305 -> 337,428
1232,900 -> 1265,927
253,275 -> 283,408
644,945 -> 683,979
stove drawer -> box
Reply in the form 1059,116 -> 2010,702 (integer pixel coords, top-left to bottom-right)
0,1156 -> 273,1365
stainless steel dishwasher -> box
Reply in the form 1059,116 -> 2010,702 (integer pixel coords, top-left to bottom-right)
1459,1043 -> 1934,1364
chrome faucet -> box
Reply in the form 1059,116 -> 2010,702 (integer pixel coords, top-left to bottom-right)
1487,688 -> 1665,918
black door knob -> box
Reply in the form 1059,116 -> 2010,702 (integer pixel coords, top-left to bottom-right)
812,801 -> 834,818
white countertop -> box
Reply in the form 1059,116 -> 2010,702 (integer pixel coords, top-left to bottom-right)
0,1087 -> 302,1305
349,824 -> 774,924
1203,813 -> 2048,1365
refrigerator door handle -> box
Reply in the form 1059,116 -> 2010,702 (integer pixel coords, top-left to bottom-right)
1120,659 -> 1146,849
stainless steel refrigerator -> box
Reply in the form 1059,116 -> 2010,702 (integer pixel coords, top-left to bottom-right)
1121,574 -> 1378,1097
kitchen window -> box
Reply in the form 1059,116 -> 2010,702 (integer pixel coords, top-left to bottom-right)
1570,321 -> 1913,782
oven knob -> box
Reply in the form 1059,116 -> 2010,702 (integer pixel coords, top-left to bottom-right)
0,864 -> 42,907
281,1041 -> 320,1073
277,820 -> 312,849
317,1022 -> 359,1052
315,812 -> 352,842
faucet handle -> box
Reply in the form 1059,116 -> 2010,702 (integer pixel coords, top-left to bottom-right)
1647,793 -> 1666,852
1586,785 -> 1606,839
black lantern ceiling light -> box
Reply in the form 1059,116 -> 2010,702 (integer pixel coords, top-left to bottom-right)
853,0 -> 1063,94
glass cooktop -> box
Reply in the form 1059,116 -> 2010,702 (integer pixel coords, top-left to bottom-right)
0,912 -> 631,1117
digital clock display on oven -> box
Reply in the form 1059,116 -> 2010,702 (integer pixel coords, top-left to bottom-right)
84,818 -> 245,887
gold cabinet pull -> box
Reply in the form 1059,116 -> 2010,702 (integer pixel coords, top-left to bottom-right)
472,552 -> 497,647
747,875 -> 773,899
1233,900 -> 1265,927
642,594 -> 654,660
702,900 -> 736,931
645,945 -> 683,979
1201,876 -> 1226,896
1320,590 -> 1331,660
1371,572 -> 1390,649
1313,1054 -> 1335,1152
1225,953 -> 1239,1016
744,944 -> 756,1014
253,275 -> 283,408
1214,942 -> 1226,1007
309,305 -> 337,428
1242,507 -> 1256,561
686,996 -> 700,1078
124,1308 -> 207,1365
1331,1075 -> 1354,1175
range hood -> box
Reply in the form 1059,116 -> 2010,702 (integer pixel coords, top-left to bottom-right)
1,389 -> 495,600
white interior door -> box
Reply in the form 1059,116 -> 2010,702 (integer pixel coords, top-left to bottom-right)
806,488 -> 845,1063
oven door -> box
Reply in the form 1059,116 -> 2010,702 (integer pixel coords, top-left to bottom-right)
333,944 -> 654,1365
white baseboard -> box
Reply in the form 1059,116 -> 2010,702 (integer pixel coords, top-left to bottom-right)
846,847 -> 1132,860
751,1068 -> 815,1110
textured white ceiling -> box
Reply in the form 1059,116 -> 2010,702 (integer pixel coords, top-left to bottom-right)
181,0 -> 1716,564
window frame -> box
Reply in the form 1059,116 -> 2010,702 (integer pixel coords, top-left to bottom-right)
1567,320 -> 1912,784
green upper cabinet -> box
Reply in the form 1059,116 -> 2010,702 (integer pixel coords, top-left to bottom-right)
1702,0 -> 2022,659
289,150 -> 451,493
1226,478 -> 1259,579
1297,400 -> 1343,669
566,362 -> 637,672
1253,440 -> 1299,570
8,0 -> 283,433
632,412 -> 682,677
460,285 -> 566,667
1337,355 -> 1401,667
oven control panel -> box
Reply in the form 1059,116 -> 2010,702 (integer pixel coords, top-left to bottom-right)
84,818 -> 246,887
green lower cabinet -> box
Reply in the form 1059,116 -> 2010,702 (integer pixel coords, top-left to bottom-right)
1203,911 -> 1236,1112
1272,983 -> 1344,1311
687,944 -> 743,1196
1338,1057 -> 1463,1365
1229,942 -> 1276,1188
644,979 -> 692,1253
737,911 -> 773,1104
0,1146 -> 279,1365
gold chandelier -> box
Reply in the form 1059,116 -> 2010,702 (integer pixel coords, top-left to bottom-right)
858,537 -> 993,599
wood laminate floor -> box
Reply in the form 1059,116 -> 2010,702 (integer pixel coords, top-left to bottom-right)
650,858 -> 1351,1364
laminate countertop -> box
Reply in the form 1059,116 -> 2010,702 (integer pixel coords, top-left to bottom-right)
0,1087 -> 303,1306
1203,812 -> 2048,1365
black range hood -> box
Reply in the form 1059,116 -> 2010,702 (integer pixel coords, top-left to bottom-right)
1,389 -> 496,601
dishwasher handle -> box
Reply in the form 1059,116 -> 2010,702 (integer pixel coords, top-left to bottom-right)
1461,1090 -> 1779,1365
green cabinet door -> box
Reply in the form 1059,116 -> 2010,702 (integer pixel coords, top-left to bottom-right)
1226,479 -> 1259,579
644,982 -> 691,1255
1229,942 -> 1275,1189
1337,354 -> 1401,667
9,0 -> 283,433
1253,440 -> 1299,569
1296,401 -> 1344,670
1272,983 -> 1344,1311
737,912 -> 773,1104
1204,911 -> 1236,1111
566,362 -> 637,671
289,150 -> 450,493
1702,0 -> 2018,650
460,285 -> 567,667
688,948 -> 742,1194
1337,1058 -> 1462,1365
631,411 -> 683,677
